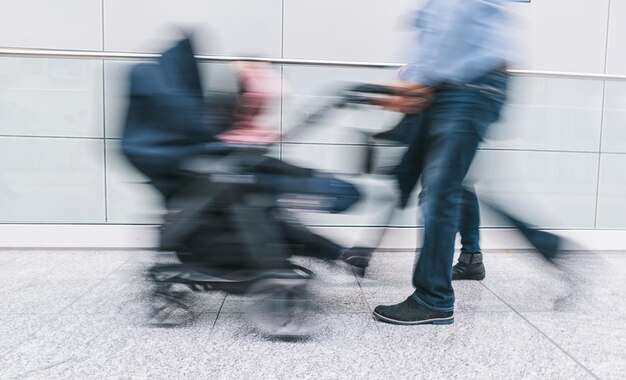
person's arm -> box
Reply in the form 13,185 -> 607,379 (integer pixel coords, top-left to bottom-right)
379,0 -> 494,112
400,0 -> 471,87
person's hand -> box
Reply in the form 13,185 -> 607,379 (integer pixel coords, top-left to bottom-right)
375,82 -> 433,114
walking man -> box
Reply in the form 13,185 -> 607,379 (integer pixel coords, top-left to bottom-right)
373,0 -> 511,325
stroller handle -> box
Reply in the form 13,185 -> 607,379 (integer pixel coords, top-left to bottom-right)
340,82 -> 428,105
345,83 -> 403,96
284,81 -> 426,143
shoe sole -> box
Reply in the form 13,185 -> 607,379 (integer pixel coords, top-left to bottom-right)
372,311 -> 454,326
452,273 -> 485,281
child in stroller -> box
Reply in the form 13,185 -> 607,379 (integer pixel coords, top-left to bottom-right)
121,36 -> 393,337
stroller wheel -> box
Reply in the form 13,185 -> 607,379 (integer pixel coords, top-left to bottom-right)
147,280 -> 194,327
245,277 -> 312,339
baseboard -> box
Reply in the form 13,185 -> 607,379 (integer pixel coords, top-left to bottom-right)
311,227 -> 626,251
0,224 -> 625,251
0,224 -> 158,249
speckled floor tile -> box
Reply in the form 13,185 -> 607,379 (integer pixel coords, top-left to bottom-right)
375,311 -> 594,379
0,252 -> 17,267
0,250 -> 130,280
203,313 -> 394,379
361,251 -> 416,286
0,249 -> 623,379
40,254 -> 129,280
308,281 -> 370,313
0,313 -> 136,379
65,278 -> 226,315
523,311 -> 626,379
0,314 -> 55,359
219,256 -> 366,315
0,253 -> 68,280
106,251 -> 182,281
544,251 -> 626,279
0,279 -> 101,314
220,281 -> 368,315
477,251 -> 606,314
481,267 -> 618,314
452,281 -> 513,312
98,313 -> 220,379
305,257 -> 361,286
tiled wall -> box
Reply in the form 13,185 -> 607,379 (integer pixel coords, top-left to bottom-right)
0,0 -> 624,230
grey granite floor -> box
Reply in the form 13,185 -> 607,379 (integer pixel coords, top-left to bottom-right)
0,249 -> 624,379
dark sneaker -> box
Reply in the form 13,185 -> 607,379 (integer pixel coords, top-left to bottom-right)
373,296 -> 454,325
525,229 -> 562,262
452,252 -> 486,281
339,247 -> 373,277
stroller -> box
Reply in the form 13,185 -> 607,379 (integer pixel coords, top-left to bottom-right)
121,36 -> 405,337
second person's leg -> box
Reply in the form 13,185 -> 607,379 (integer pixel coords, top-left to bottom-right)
453,188 -> 486,280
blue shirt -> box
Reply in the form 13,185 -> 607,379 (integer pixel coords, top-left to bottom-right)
400,0 -> 512,86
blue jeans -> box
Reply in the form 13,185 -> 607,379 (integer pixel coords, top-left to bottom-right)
459,189 -> 481,254
411,70 -> 508,312
419,187 -> 481,255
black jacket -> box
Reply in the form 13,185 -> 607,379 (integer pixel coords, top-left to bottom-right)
385,114 -> 426,208
122,37 -> 230,197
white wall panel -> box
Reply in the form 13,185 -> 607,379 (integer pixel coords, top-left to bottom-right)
601,81 -> 626,153
484,77 -> 603,152
284,66 -> 397,96
469,150 -> 599,229
605,0 -> 626,75
105,140 -> 163,224
103,61 -> 133,139
0,0 -> 102,50
0,137 -> 105,222
104,0 -> 282,57
282,66 -> 401,144
596,154 -> 626,229
0,0 -> 622,236
283,0 -> 418,63
0,58 -> 103,138
510,0 -> 609,73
